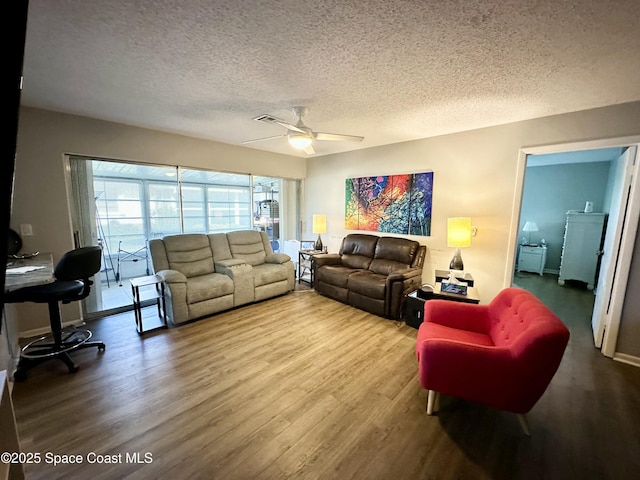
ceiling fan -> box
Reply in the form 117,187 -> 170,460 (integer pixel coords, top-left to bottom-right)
242,106 -> 364,155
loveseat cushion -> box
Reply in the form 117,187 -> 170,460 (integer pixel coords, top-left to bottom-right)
348,270 -> 387,298
340,234 -> 378,269
226,230 -> 268,266
369,237 -> 419,275
186,273 -> 234,304
316,265 -> 359,288
253,263 -> 290,287
163,234 -> 214,278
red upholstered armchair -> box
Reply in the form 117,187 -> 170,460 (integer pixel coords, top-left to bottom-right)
415,287 -> 570,435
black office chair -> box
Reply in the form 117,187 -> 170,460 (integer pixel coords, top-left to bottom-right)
5,246 -> 106,380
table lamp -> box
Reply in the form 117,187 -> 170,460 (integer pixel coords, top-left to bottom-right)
447,217 -> 472,279
313,214 -> 326,251
522,221 -> 539,245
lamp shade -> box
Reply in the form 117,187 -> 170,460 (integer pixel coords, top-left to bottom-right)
288,133 -> 313,149
522,221 -> 539,232
312,214 -> 327,234
447,217 -> 472,248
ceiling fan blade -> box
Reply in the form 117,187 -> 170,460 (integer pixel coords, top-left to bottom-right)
253,114 -> 306,134
315,132 -> 364,142
275,121 -> 306,134
241,134 -> 285,145
303,144 -> 316,155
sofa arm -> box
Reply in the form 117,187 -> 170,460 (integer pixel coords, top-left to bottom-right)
387,267 -> 422,283
156,269 -> 187,284
155,270 -> 188,324
265,253 -> 291,264
313,253 -> 342,268
385,267 -> 423,318
424,300 -> 490,333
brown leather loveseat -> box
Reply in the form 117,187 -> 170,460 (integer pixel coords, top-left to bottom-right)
313,233 -> 426,319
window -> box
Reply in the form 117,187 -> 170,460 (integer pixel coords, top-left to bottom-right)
69,156 -> 297,318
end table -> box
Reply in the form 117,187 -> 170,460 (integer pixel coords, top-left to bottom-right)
404,283 -> 480,329
130,274 -> 168,334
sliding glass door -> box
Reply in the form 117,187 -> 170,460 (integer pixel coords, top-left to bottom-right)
67,156 -> 299,319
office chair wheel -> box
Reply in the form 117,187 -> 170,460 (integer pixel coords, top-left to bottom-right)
98,344 -> 106,352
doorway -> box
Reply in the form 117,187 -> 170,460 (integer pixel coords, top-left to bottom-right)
508,137 -> 640,359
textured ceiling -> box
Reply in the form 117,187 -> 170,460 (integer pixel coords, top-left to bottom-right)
21,0 -> 640,157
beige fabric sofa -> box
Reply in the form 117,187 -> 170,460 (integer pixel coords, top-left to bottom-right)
149,230 -> 294,324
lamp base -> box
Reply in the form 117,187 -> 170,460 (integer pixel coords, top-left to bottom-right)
314,235 -> 323,251
449,248 -> 464,272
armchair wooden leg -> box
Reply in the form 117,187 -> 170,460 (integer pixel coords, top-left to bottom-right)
517,413 -> 531,436
426,390 -> 439,415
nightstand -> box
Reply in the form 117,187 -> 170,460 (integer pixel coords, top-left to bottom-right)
518,245 -> 547,276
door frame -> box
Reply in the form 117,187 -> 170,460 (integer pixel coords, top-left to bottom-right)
507,135 -> 640,358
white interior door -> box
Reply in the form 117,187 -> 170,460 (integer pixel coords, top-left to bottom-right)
591,147 -> 636,347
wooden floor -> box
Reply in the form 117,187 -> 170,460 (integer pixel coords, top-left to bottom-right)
11,278 -> 640,480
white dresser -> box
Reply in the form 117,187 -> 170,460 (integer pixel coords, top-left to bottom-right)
518,245 -> 547,276
558,212 -> 607,290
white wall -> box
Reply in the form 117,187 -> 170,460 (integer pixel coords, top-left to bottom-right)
303,101 -> 640,305
12,107 -> 305,333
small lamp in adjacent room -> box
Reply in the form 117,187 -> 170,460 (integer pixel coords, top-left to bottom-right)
522,221 -> 539,245
447,217 -> 472,275
313,214 -> 327,251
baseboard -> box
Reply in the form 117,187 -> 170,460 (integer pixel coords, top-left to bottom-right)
612,352 -> 640,368
19,320 -> 85,339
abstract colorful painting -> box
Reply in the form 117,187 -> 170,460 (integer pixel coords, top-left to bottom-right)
345,172 -> 433,235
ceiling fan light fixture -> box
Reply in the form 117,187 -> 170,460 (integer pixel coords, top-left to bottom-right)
288,132 -> 313,149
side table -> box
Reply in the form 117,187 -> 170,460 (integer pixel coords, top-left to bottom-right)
404,283 -> 480,329
130,274 -> 168,334
298,249 -> 322,284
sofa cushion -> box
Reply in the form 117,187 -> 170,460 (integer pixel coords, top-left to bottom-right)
226,230 -> 268,266
348,270 -> 387,298
340,234 -> 378,269
253,263 -> 290,287
186,273 -> 234,304
163,234 -> 214,278
316,265 -> 359,288
369,237 -> 419,275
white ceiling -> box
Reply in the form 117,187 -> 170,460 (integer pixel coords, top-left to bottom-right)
21,0 -> 640,158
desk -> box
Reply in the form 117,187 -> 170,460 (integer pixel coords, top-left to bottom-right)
3,254 -> 54,375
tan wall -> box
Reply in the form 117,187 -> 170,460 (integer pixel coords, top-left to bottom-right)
12,107 -> 305,333
303,101 -> 640,356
